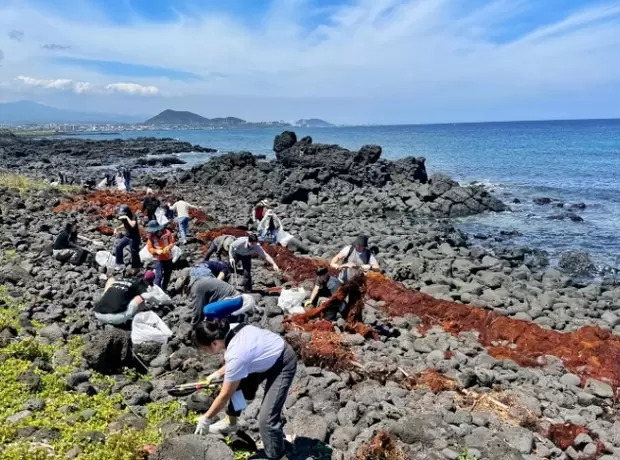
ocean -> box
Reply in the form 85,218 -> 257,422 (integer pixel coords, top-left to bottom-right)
74,119 -> 620,274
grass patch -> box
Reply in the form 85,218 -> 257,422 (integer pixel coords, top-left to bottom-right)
0,172 -> 80,195
0,286 -> 25,331
11,130 -> 58,137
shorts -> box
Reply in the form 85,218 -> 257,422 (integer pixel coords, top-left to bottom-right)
94,298 -> 140,325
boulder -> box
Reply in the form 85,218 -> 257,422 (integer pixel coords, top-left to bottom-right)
82,329 -> 132,374
558,251 -> 596,276
151,434 -> 234,460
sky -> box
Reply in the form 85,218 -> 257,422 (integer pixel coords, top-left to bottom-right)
1,0 -> 620,124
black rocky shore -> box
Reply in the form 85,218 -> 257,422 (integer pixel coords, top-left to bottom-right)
0,131 -> 618,460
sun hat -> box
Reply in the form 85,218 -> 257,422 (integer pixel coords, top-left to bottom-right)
145,220 -> 164,233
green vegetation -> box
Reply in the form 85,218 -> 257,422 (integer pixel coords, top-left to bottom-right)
0,292 -> 256,460
0,172 -> 80,195
458,448 -> 479,460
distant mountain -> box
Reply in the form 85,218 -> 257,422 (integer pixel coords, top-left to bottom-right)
0,100 -> 142,124
145,110 -> 247,127
294,118 -> 334,128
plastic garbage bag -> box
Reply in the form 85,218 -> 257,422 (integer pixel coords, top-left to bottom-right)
277,288 -> 307,315
95,250 -> 116,268
96,178 -> 107,189
140,245 -> 182,264
155,208 -> 169,226
116,175 -> 126,191
131,311 -> 172,345
142,285 -> 173,306
276,231 -> 295,247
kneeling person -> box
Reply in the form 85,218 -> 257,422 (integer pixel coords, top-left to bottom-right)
93,274 -> 151,325
307,266 -> 342,307
190,277 -> 255,327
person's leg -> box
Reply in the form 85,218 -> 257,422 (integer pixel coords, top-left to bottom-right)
115,237 -> 130,265
69,247 -> 85,265
258,345 -> 297,459
179,217 -> 189,242
240,255 -> 252,293
94,298 -> 140,325
154,260 -> 164,287
53,249 -> 74,263
161,260 -> 173,291
212,373 -> 265,435
130,237 -> 142,269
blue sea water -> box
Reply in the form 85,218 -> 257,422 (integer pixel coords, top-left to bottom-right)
75,120 -> 620,272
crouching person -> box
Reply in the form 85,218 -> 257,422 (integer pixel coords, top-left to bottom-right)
193,320 -> 297,460
189,277 -> 254,327
53,222 -> 85,265
93,273 -> 152,325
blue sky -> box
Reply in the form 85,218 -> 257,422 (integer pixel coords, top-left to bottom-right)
1,0 -> 620,124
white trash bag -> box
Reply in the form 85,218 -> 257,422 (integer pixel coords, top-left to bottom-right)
142,285 -> 173,306
276,231 -> 295,247
131,311 -> 172,345
139,245 -> 182,264
116,175 -> 126,191
277,287 -> 307,315
95,250 -> 116,268
96,178 -> 107,189
155,208 -> 169,226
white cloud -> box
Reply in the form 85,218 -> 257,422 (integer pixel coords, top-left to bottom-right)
14,75 -> 158,96
104,82 -> 159,95
1,0 -> 620,122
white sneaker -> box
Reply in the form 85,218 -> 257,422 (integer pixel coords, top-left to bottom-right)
208,418 -> 238,435
114,264 -> 124,272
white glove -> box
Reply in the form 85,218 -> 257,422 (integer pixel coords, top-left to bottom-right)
195,415 -> 212,435
206,372 -> 221,384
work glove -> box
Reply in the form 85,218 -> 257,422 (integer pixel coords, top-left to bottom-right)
303,300 -> 312,308
273,264 -> 280,272
205,371 -> 221,385
156,249 -> 163,255
195,415 -> 212,435
229,258 -> 235,267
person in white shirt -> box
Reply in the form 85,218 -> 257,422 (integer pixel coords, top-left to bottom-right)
257,209 -> 284,243
171,196 -> 198,244
330,235 -> 380,282
193,320 -> 297,460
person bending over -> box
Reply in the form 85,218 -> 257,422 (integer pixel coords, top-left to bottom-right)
93,274 -> 150,325
145,220 -> 175,291
193,320 -> 297,460
229,233 -> 280,293
330,235 -> 380,282
204,235 -> 236,261
53,222 -> 85,265
307,266 -> 342,307
189,276 -> 256,327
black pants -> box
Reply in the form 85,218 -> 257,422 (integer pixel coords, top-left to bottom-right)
234,254 -> 253,293
227,344 -> 297,459
204,242 -> 218,260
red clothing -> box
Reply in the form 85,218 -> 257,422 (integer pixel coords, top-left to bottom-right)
147,229 -> 175,261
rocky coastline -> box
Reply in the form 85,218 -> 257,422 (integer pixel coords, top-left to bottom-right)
0,131 -> 618,460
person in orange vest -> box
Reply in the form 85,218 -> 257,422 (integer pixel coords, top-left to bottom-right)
146,220 -> 175,291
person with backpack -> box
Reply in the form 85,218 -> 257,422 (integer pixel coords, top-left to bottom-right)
93,274 -> 151,325
193,320 -> 297,460
145,220 -> 175,291
330,235 -> 380,282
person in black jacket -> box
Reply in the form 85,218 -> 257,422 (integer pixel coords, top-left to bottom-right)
53,222 -> 85,265
142,189 -> 161,222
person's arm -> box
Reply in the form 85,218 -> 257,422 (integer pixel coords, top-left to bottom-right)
190,292 -> 204,327
205,379 -> 240,419
331,248 -> 353,270
308,284 -> 320,305
256,245 -> 279,271
163,232 -> 175,252
228,240 -> 238,263
146,238 -> 159,255
363,254 -> 380,272
119,215 -> 137,227
142,199 -> 148,213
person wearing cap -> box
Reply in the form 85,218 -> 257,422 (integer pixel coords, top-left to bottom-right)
330,235 -> 380,282
229,234 -> 280,293
114,205 -> 142,274
145,220 -> 175,291
93,273 -> 151,325
257,209 -> 283,243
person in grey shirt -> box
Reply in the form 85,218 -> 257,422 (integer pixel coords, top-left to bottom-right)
189,278 -> 238,327
229,234 -> 280,293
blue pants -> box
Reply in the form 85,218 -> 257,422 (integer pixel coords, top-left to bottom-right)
115,236 -> 141,268
155,259 -> 173,291
178,217 -> 190,242
260,228 -> 278,243
125,178 -> 131,192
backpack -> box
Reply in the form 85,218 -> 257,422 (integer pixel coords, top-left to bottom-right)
344,246 -> 371,265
